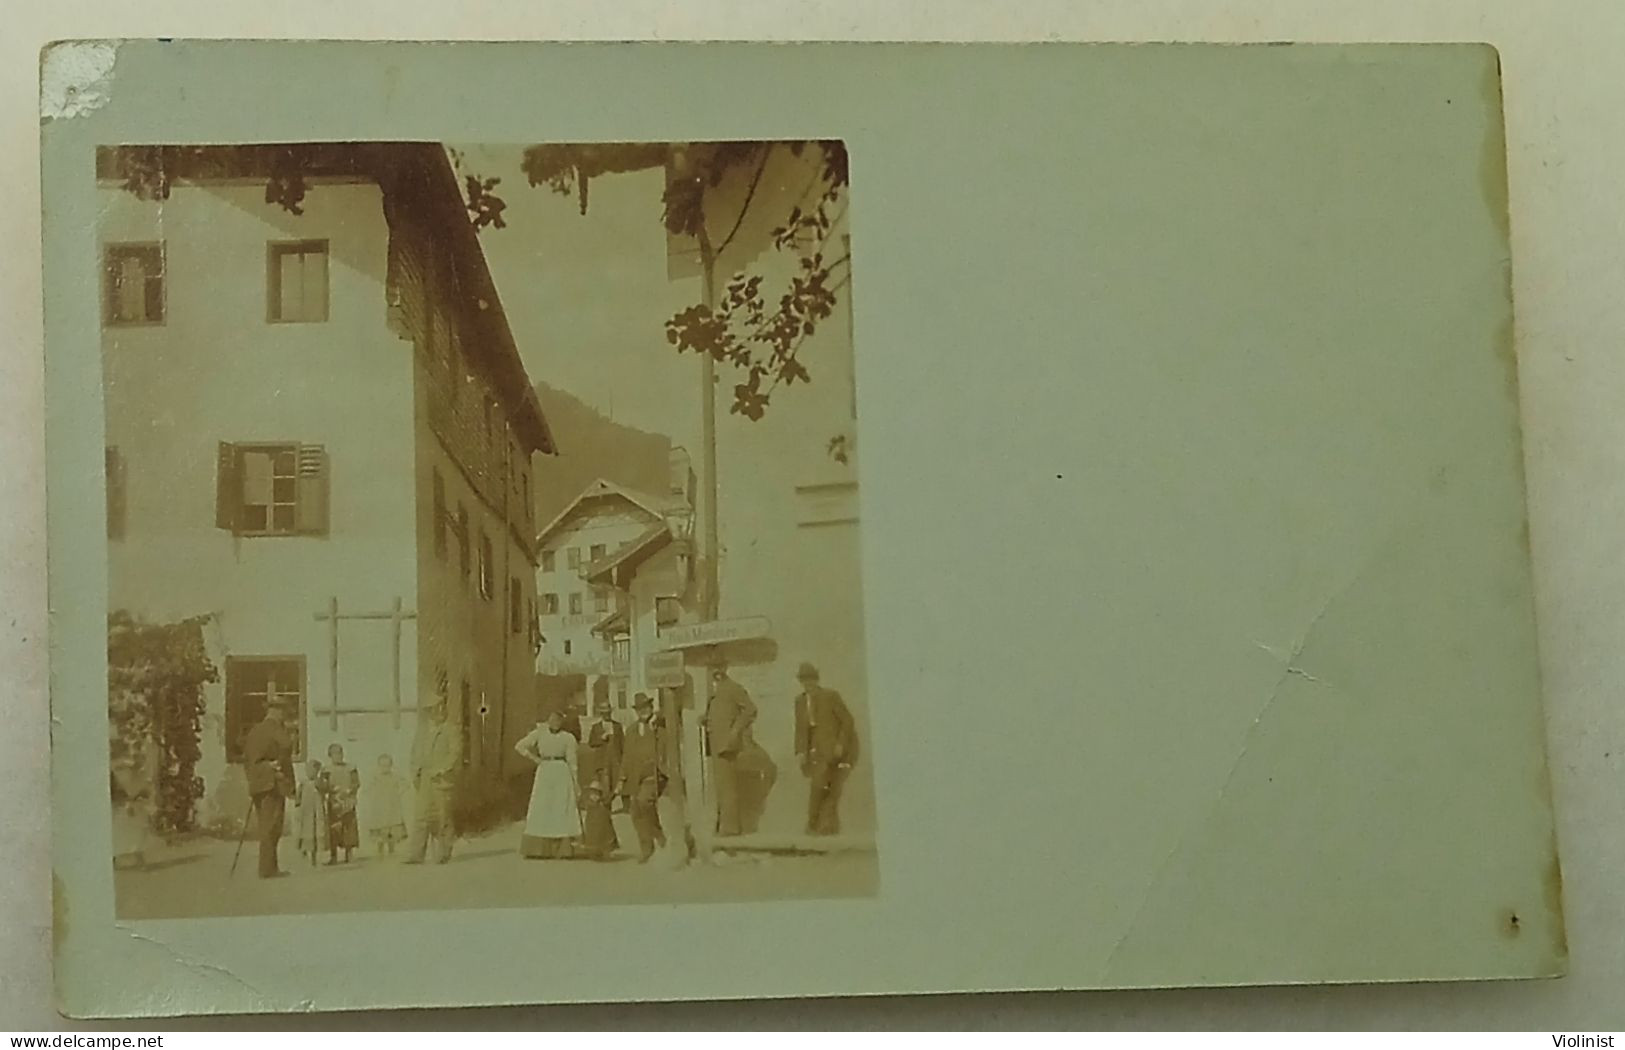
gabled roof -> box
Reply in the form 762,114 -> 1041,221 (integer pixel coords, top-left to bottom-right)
582,522 -> 680,588
591,608 -> 630,637
536,477 -> 676,546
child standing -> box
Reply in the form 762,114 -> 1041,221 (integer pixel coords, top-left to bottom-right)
293,758 -> 327,865
320,743 -> 360,865
578,776 -> 618,861
363,753 -> 408,857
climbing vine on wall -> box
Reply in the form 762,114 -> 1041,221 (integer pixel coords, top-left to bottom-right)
107,611 -> 218,834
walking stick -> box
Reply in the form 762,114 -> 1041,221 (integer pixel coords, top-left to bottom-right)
228,795 -> 256,878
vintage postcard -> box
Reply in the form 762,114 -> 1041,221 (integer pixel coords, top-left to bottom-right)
44,41 -> 1562,1016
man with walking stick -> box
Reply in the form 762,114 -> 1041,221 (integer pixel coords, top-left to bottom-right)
238,701 -> 295,878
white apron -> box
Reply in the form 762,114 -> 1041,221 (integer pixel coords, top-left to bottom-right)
521,727 -> 582,839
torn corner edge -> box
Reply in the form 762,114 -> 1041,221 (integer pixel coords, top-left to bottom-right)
40,40 -> 119,123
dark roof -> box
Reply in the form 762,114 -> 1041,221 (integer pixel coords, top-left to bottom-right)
536,477 -> 673,546
582,522 -> 677,587
96,143 -> 555,455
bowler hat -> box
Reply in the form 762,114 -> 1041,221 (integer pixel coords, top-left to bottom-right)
633,692 -> 654,708
796,661 -> 819,680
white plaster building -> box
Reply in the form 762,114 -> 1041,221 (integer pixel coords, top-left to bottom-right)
100,143 -> 555,829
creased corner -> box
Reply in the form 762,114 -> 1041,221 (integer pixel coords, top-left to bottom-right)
40,41 -> 118,122
115,922 -> 276,1007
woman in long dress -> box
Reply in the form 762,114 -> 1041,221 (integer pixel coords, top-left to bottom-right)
515,710 -> 582,859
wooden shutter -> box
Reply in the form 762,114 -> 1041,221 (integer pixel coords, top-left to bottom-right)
105,447 -> 126,540
214,442 -> 240,531
295,445 -> 330,535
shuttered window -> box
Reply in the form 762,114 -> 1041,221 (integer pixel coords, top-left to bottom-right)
432,469 -> 447,560
267,240 -> 329,323
479,531 -> 495,599
456,505 -> 471,581
215,442 -> 330,536
105,446 -> 127,540
103,243 -> 164,326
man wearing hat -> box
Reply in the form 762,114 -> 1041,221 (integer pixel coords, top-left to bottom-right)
617,692 -> 667,862
702,659 -> 758,838
793,662 -> 859,836
578,695 -> 623,801
240,701 -> 295,878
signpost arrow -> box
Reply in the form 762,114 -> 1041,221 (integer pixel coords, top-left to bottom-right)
658,616 -> 772,651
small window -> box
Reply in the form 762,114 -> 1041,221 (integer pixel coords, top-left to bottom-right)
432,469 -> 447,560
589,543 -> 607,562
541,593 -> 559,615
103,243 -> 165,326
224,657 -> 306,764
567,547 -> 582,570
569,593 -> 583,616
479,531 -> 495,600
510,577 -> 523,634
456,505 -> 471,580
656,596 -> 681,627
215,442 -> 329,537
268,240 -> 329,323
541,549 -> 555,573
106,446 -> 127,540
593,589 -> 610,614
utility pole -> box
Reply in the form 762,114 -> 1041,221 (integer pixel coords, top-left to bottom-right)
684,219 -> 721,863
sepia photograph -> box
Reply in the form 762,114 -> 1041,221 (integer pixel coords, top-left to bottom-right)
97,139 -> 876,918
40,40 -> 1571,1018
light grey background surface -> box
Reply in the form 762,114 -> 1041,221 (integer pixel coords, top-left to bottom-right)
4,0 -> 1623,1031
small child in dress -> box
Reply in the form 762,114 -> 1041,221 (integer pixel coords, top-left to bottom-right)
321,743 -> 361,865
293,758 -> 327,865
364,753 -> 408,857
578,777 -> 618,861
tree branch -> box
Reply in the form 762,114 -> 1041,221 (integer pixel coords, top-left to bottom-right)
714,144 -> 772,258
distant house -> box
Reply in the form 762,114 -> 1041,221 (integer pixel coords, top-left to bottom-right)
534,462 -> 690,711
99,143 -> 556,828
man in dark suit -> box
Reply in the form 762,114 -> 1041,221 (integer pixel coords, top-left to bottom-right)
617,692 -> 667,862
702,660 -> 757,837
577,696 -> 623,799
240,703 -> 295,878
793,662 -> 859,836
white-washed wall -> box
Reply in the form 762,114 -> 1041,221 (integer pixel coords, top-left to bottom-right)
101,178 -> 419,827
667,145 -> 875,838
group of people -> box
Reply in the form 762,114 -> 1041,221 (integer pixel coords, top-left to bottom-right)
516,690 -> 670,862
235,656 -> 864,880
238,693 -> 462,879
290,746 -> 410,866
705,660 -> 860,838
514,658 -> 862,861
